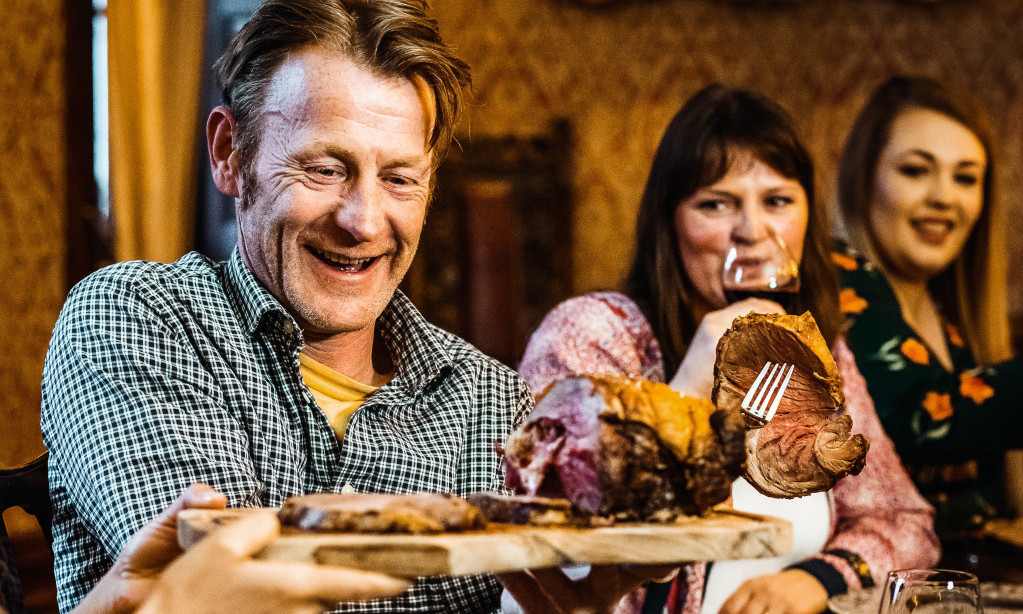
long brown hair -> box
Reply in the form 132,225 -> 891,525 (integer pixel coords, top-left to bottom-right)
624,85 -> 841,374
837,76 -> 1011,364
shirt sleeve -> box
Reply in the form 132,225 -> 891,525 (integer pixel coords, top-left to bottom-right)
41,271 -> 266,606
839,259 -> 1023,465
792,341 -> 940,592
518,292 -> 666,393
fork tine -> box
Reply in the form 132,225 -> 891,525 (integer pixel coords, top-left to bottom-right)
763,363 -> 795,423
749,363 -> 782,416
741,362 -> 774,410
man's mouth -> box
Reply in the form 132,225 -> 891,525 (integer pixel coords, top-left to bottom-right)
308,246 -> 377,272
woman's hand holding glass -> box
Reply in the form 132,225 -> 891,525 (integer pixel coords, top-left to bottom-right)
670,228 -> 797,398
669,297 -> 785,399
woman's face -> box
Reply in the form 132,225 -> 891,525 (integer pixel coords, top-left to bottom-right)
673,153 -> 809,312
869,108 -> 986,282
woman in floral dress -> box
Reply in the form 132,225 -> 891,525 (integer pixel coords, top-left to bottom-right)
835,76 -> 1023,553
516,85 -> 938,614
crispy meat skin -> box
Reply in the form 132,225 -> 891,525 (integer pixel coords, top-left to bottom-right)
712,312 -> 869,498
503,375 -> 746,518
278,492 -> 486,533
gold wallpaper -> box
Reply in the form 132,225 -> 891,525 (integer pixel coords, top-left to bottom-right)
0,0 -> 65,466
1,1 -> 1022,466
432,0 -> 1023,307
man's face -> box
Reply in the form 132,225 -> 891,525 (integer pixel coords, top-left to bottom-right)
235,48 -> 432,335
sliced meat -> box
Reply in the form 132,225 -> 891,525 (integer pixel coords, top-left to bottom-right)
712,312 -> 869,498
278,492 -> 486,533
464,492 -> 607,527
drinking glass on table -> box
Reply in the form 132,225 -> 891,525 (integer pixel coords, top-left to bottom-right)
876,569 -> 982,614
721,228 -> 800,313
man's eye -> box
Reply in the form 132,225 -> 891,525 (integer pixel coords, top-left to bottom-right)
898,164 -> 927,178
307,166 -> 344,181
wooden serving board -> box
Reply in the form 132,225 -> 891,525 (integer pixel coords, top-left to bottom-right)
178,507 -> 792,578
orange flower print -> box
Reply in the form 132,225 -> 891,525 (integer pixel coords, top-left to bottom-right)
959,372 -> 994,404
832,253 -> 859,271
839,288 -> 868,315
901,338 -> 929,365
922,392 -> 953,422
945,322 -> 964,348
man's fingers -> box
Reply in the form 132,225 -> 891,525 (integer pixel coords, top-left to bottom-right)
149,484 -> 228,533
618,563 -> 680,584
496,571 -> 561,614
198,510 -> 280,560
283,563 -> 411,603
180,483 -> 228,511
522,566 -> 580,603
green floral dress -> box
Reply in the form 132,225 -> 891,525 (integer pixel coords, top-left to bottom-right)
835,249 -> 1023,546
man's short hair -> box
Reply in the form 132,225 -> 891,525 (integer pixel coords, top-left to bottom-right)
214,0 -> 471,171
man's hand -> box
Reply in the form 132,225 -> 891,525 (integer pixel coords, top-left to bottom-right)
73,484 -> 412,614
135,510 -> 411,614
718,569 -> 828,614
73,483 -> 228,614
498,563 -> 679,614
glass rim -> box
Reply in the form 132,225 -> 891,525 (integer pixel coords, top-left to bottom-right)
887,568 -> 979,583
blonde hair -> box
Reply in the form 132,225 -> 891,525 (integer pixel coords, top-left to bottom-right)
837,76 -> 1012,363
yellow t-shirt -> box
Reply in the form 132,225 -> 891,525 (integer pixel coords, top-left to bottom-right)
298,353 -> 379,440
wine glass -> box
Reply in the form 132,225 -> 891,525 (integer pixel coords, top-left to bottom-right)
876,569 -> 982,614
721,227 -> 800,313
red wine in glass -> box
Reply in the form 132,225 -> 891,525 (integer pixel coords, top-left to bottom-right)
722,233 -> 801,313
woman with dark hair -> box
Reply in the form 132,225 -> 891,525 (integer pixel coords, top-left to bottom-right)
835,76 -> 1023,555
517,85 -> 937,614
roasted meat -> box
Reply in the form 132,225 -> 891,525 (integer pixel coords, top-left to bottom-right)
712,312 -> 869,498
503,375 -> 746,519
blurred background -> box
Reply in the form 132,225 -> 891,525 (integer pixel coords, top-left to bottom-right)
3,0 -> 1023,611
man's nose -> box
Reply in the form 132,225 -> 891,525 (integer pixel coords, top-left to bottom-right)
334,179 -> 384,241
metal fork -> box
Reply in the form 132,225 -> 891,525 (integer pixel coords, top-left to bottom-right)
740,362 -> 795,426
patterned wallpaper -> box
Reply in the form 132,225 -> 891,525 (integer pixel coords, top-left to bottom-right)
0,0 -> 65,466
1,1 -> 1022,462
432,0 -> 1023,309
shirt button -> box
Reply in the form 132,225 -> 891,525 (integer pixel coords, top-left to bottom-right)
283,320 -> 296,334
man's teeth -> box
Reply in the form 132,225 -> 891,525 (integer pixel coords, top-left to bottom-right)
312,248 -> 373,271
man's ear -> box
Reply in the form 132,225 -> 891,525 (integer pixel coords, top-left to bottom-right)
207,105 -> 242,198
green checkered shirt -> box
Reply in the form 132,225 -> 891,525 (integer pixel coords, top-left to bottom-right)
42,249 -> 531,613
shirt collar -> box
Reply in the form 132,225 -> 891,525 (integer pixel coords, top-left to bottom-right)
224,247 -> 454,396
374,291 -> 455,399
223,247 -> 294,337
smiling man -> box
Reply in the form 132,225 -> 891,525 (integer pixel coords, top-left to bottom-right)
41,2 -> 532,613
